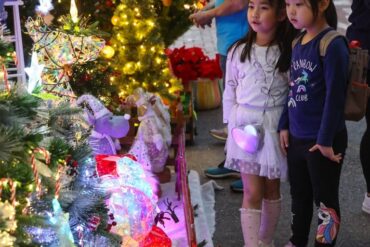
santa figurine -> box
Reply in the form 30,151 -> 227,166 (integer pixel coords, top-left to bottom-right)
126,88 -> 172,183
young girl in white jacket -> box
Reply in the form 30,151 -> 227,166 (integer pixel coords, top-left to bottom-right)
223,0 -> 297,245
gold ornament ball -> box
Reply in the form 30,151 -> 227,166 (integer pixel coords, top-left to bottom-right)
122,62 -> 136,75
111,15 -> 120,26
101,45 -> 115,59
118,4 -> 127,11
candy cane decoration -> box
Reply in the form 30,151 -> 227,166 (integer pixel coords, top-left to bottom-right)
0,179 -> 4,196
9,180 -> 16,206
30,148 -> 50,197
54,164 -> 64,199
0,178 -> 17,207
76,225 -> 84,247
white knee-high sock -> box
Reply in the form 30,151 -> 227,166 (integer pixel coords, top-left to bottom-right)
240,208 -> 261,247
258,198 -> 282,245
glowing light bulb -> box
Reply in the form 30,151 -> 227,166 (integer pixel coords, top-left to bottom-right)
111,16 -> 120,26
101,45 -> 115,59
155,57 -> 162,64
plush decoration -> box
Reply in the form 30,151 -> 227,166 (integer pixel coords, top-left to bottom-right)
96,155 -> 159,244
77,94 -> 130,155
127,88 -> 171,173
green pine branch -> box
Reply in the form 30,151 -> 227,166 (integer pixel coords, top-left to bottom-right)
0,126 -> 25,162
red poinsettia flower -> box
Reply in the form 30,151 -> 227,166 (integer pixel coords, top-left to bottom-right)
198,54 -> 223,80
165,46 -> 222,84
182,47 -> 206,64
174,63 -> 198,82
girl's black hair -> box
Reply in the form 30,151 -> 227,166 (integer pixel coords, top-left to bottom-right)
306,0 -> 337,29
230,0 -> 299,73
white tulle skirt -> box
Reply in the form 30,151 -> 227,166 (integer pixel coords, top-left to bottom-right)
224,104 -> 288,181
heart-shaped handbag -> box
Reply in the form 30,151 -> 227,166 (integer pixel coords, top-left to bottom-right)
232,124 -> 264,154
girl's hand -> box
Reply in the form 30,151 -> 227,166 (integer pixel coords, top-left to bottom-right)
309,144 -> 342,163
279,130 -> 289,156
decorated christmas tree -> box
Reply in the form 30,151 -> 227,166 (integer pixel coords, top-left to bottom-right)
0,90 -> 121,246
0,0 -> 193,246
0,2 -> 118,245
107,0 -> 182,99
20,0 -> 195,109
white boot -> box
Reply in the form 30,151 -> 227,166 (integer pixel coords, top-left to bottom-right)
362,193 -> 370,214
258,198 -> 281,246
240,208 -> 261,247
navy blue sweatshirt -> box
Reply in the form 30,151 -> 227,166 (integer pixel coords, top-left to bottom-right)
278,28 -> 349,146
346,0 -> 370,51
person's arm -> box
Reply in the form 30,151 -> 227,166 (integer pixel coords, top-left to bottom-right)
202,0 -> 215,11
277,95 -> 290,155
317,37 -> 349,147
223,48 -> 239,124
190,0 -> 248,27
207,0 -> 248,17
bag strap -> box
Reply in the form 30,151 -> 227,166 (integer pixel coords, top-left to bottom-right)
292,31 -> 305,50
292,30 -> 346,57
319,30 -> 345,57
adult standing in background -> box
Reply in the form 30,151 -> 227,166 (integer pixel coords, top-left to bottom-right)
346,0 -> 370,214
189,0 -> 248,192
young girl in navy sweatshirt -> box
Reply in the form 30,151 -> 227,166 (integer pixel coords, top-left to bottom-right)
278,0 -> 349,246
